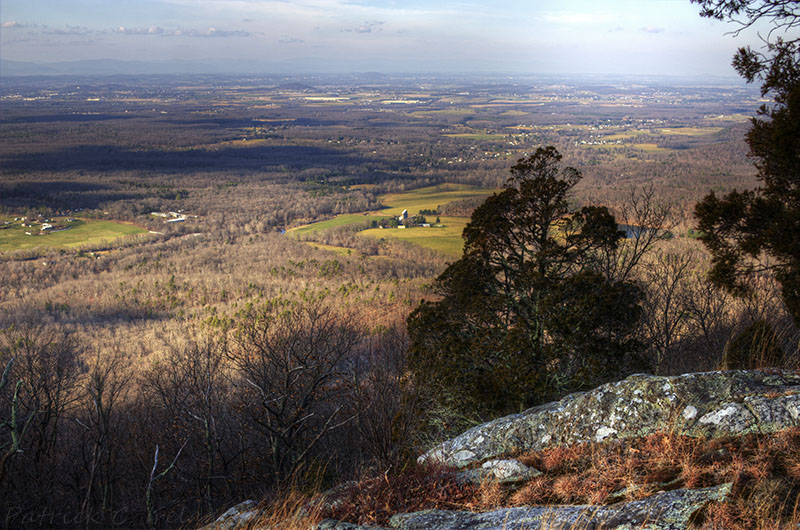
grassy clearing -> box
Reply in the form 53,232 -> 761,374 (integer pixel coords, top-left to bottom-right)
376,184 -> 495,216
303,242 -> 357,255
633,142 -> 674,153
581,143 -> 674,153
658,126 -> 724,136
287,214 -> 381,236
288,184 -> 495,256
361,218 -> 468,257
707,113 -> 751,122
0,218 -> 147,252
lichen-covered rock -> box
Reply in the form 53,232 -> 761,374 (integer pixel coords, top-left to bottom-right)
420,370 -> 800,468
199,500 -> 262,530
389,483 -> 732,530
456,458 -> 541,484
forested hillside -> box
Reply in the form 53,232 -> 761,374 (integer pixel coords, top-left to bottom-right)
0,69 -> 797,529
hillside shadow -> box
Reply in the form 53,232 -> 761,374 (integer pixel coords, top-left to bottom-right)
0,180 -> 148,209
0,144 -> 368,173
0,114 -> 141,124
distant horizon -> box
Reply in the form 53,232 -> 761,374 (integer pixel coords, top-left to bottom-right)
1,0 -> 781,79
0,57 -> 751,84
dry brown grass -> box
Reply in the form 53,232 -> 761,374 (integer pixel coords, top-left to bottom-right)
321,464 -> 481,526
315,428 -> 800,529
202,490 -> 325,530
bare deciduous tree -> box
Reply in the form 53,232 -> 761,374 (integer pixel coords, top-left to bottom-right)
143,333 -> 232,514
601,185 -> 674,283
228,298 -> 362,485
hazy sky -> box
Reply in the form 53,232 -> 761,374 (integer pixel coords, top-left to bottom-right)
0,0 -> 773,76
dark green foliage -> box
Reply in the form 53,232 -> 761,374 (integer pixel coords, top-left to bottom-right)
693,0 -> 800,322
407,147 -> 644,415
720,319 -> 785,369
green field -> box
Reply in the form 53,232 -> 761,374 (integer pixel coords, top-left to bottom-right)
361,217 -> 467,257
582,142 -> 675,153
0,218 -> 148,252
658,126 -> 724,136
288,184 -> 496,256
633,143 -> 675,153
376,183 -> 496,216
288,214 -> 384,236
303,242 -> 357,255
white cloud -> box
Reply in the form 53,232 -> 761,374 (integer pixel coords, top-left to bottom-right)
2,21 -> 25,29
114,25 -> 165,35
180,27 -> 251,37
641,26 -> 665,34
113,25 -> 250,37
42,25 -> 94,35
345,21 -> 384,34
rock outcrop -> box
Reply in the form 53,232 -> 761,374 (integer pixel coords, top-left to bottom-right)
314,483 -> 731,530
420,370 -> 800,468
387,483 -> 731,530
204,370 -> 800,530
455,458 -> 541,485
200,500 -> 260,530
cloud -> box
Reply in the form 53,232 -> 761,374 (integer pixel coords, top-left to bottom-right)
278,36 -> 304,44
42,25 -> 93,35
345,21 -> 384,34
608,26 -> 624,33
641,26 -> 665,34
114,25 -> 165,35
113,26 -> 250,37
180,27 -> 251,37
2,21 -> 25,29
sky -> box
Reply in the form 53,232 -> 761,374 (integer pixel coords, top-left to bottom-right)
0,0 -> 775,76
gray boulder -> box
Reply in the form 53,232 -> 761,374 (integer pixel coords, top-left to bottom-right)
388,483 -> 732,530
420,370 -> 800,468
199,500 -> 262,530
456,458 -> 541,485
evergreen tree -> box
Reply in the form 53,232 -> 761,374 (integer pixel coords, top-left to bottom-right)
407,147 -> 643,415
693,0 -> 800,321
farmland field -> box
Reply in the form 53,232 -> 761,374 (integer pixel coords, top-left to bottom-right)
361,217 -> 468,257
0,218 -> 147,252
658,126 -> 724,136
374,184 -> 495,216
288,214 -> 383,236
288,184 -> 496,256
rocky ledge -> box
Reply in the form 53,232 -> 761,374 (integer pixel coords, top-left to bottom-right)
420,370 -> 800,469
314,483 -> 732,530
203,370 -> 800,530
